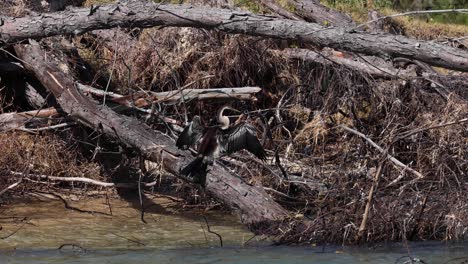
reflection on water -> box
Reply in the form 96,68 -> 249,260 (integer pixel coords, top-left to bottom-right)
0,243 -> 467,264
0,198 -> 254,250
0,199 -> 467,263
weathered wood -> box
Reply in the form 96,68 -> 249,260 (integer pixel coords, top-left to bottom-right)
367,10 -> 385,32
1,1 -> 467,71
288,0 -> 355,26
111,87 -> 262,108
259,0 -> 301,20
0,84 -> 261,131
280,48 -> 416,78
0,108 -> 60,132
14,40 -> 288,226
24,82 -> 47,108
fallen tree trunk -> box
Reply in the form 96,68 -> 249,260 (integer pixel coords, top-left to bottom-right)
14,40 -> 288,226
1,1 -> 467,71
258,1 -> 421,79
279,48 -> 416,78
108,87 -> 262,107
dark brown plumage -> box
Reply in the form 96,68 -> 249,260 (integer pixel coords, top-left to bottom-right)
177,106 -> 267,186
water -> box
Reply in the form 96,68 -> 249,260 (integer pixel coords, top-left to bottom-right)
1,243 -> 467,264
0,198 -> 467,264
0,197 -> 254,249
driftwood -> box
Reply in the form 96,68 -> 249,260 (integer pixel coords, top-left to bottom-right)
1,1 -> 467,71
0,83 -> 261,131
9,170 -> 159,189
0,108 -> 60,132
14,40 -> 288,226
260,2 -> 423,81
109,87 -> 262,107
279,48 -> 416,78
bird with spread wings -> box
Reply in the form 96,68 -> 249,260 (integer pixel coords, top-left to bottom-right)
176,106 -> 267,186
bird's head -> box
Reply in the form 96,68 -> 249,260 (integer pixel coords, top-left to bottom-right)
220,105 -> 240,114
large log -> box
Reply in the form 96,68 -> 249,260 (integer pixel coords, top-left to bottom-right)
279,48 -> 416,78
0,1 -> 467,71
107,87 -> 262,107
14,40 -> 288,226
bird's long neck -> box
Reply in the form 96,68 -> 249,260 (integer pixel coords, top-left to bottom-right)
217,106 -> 230,130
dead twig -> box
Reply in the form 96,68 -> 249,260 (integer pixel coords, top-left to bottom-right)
396,118 -> 468,141
0,179 -> 23,197
338,124 -> 424,180
356,159 -> 386,242
264,187 -> 299,200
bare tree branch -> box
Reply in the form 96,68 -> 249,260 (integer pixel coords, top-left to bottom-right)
338,124 -> 424,180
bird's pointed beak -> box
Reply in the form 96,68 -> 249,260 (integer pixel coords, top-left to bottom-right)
225,106 -> 241,113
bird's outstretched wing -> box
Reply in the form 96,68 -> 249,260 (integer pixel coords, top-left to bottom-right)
222,123 -> 267,160
176,116 -> 203,150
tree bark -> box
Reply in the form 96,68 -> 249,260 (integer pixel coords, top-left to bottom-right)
14,40 -> 288,226
0,108 -> 60,132
279,48 -> 416,78
108,87 -> 262,108
1,1 -> 467,71
288,0 -> 355,26
259,0 -> 302,20
367,10 -> 385,32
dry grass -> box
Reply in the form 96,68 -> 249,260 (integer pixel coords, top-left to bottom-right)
63,25 -> 468,243
0,133 -> 103,192
390,15 -> 468,40
0,0 -> 466,245
322,2 -> 468,40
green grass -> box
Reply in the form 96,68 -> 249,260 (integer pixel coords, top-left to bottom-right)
233,0 -> 264,13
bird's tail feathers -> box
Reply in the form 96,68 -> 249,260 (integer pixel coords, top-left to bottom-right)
180,157 -> 208,186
